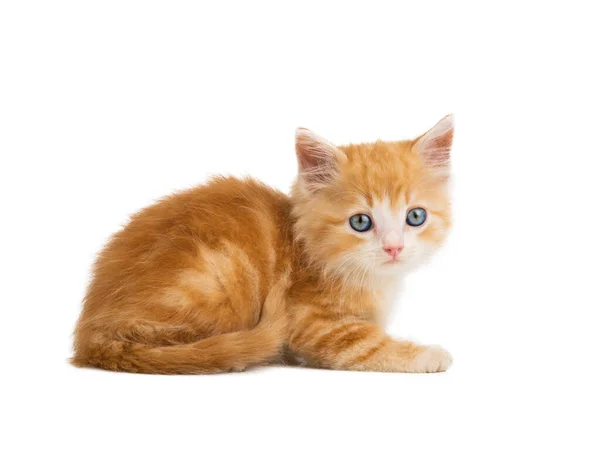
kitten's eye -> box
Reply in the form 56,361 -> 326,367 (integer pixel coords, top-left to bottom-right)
349,214 -> 373,232
406,208 -> 427,227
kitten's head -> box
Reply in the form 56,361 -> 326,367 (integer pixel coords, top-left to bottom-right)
291,115 -> 453,284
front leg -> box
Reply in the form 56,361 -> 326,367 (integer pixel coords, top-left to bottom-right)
287,311 -> 451,373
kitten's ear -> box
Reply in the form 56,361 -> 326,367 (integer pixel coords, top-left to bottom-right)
413,114 -> 454,174
295,128 -> 346,190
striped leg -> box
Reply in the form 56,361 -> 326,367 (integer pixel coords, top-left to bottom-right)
288,314 -> 451,373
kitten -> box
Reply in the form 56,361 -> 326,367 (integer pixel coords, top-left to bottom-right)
72,115 -> 454,374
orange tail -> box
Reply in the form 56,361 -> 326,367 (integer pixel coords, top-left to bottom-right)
72,275 -> 289,374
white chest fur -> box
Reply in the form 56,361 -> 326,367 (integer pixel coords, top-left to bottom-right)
374,277 -> 404,328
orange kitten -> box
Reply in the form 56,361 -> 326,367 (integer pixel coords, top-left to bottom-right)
72,115 -> 454,374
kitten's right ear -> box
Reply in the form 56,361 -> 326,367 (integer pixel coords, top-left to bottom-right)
295,128 -> 346,190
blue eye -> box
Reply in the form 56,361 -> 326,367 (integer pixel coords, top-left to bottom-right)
349,214 -> 373,232
406,208 -> 427,227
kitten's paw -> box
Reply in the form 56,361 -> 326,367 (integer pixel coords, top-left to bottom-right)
412,345 -> 452,373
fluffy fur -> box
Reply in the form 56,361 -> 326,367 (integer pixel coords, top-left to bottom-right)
72,116 -> 454,374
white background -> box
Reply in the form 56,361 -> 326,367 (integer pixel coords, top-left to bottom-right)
1,1 -> 599,449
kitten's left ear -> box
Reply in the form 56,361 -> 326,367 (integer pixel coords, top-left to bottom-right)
413,114 -> 454,173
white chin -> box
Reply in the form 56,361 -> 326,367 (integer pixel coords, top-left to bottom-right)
378,261 -> 405,273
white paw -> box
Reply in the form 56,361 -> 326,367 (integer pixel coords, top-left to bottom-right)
412,345 -> 452,373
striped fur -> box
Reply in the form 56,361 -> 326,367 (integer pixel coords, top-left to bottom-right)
72,116 -> 454,374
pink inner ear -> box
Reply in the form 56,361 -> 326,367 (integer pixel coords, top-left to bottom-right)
423,130 -> 452,165
296,149 -> 337,186
295,128 -> 345,188
417,115 -> 454,168
297,148 -> 323,172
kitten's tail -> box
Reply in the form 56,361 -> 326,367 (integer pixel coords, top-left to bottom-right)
72,274 -> 289,375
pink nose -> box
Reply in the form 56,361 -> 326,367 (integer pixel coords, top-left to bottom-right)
383,246 -> 403,258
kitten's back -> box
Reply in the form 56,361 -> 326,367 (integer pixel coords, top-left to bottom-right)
73,177 -> 294,373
